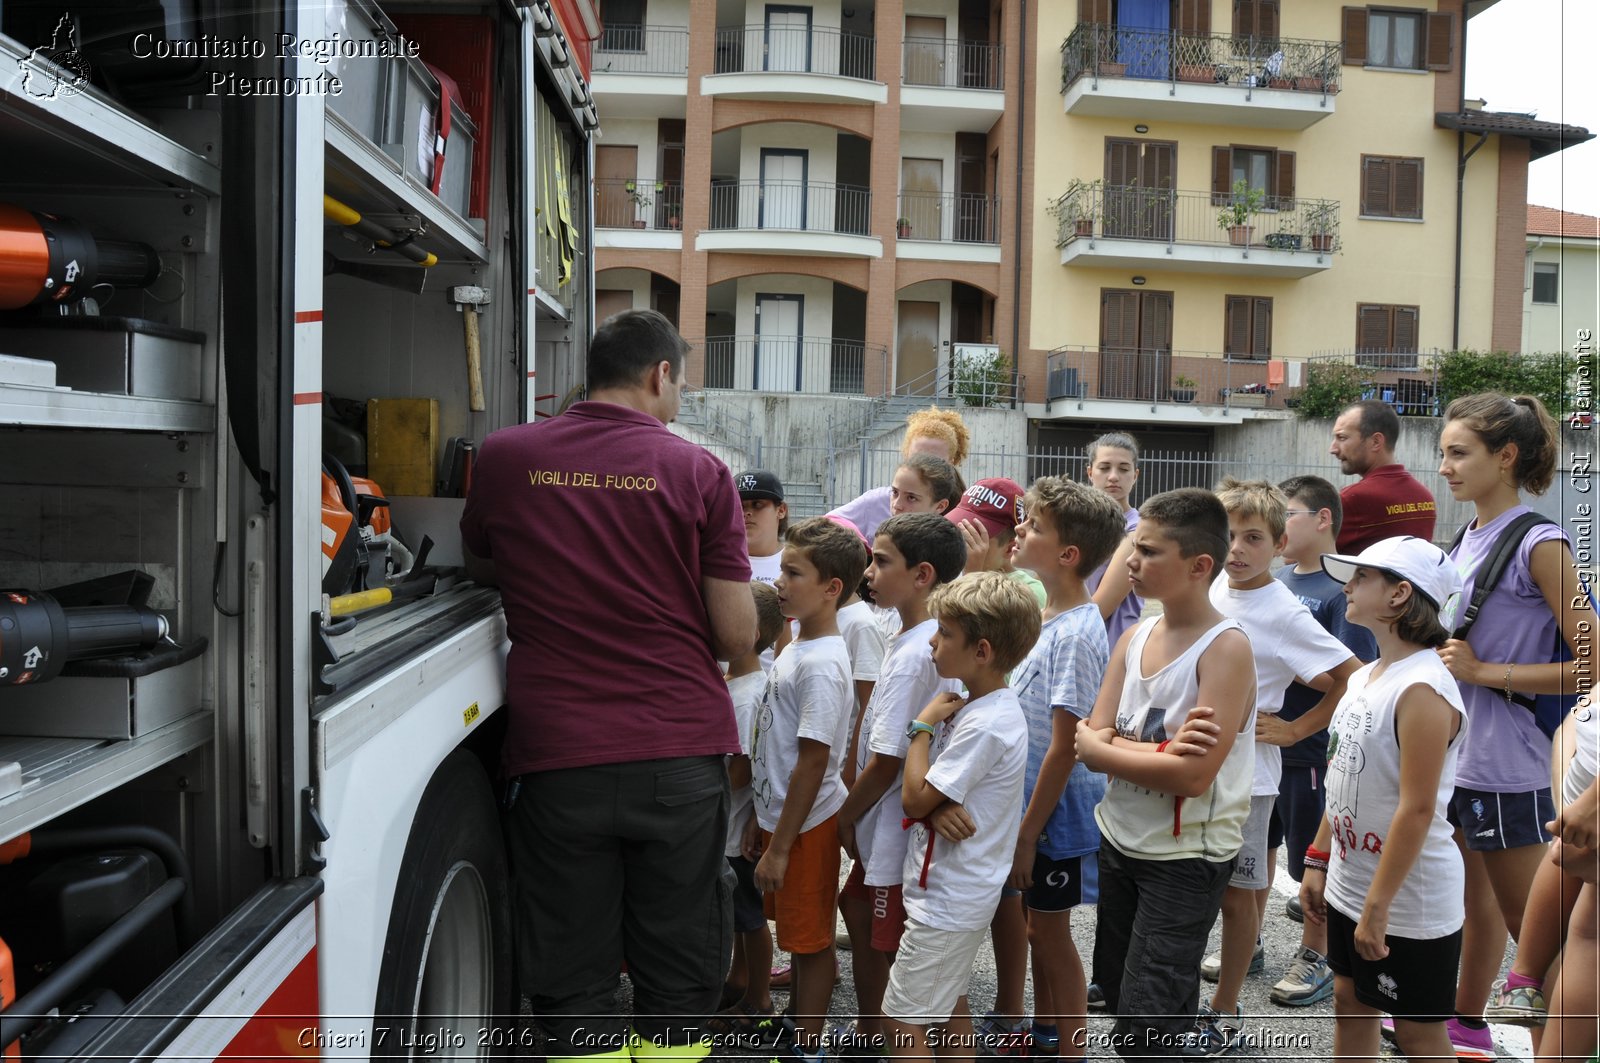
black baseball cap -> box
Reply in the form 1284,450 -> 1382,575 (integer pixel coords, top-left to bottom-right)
734,469 -> 784,502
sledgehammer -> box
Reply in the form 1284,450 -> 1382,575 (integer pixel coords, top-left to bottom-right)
450,285 -> 491,412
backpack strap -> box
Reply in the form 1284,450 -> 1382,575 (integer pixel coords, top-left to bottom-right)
1452,511 -> 1556,712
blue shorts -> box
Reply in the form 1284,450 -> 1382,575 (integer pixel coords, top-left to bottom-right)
1447,785 -> 1555,852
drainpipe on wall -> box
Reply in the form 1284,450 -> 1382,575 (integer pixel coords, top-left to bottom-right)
1009,0 -> 1026,409
1451,7 -> 1471,352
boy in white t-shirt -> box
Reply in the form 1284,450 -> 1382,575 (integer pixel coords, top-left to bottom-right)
835,513 -> 967,1053
738,468 -> 788,585
1192,479 -> 1360,1054
712,582 -> 788,1043
746,517 -> 870,1062
885,572 -> 1037,1062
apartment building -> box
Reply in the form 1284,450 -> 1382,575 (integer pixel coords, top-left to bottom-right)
1524,205 -> 1599,355
591,0 -> 1021,398
1029,0 -> 1592,431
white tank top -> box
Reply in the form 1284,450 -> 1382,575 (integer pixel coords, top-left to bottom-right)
1563,697 -> 1599,808
1095,616 -> 1255,862
1324,649 -> 1467,939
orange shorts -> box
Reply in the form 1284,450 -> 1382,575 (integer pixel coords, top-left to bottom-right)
761,815 -> 841,955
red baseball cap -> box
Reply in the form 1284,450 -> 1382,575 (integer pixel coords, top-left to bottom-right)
946,477 -> 1026,538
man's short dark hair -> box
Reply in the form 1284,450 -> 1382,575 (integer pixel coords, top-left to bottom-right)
786,517 -> 870,593
1344,399 -> 1401,451
1139,488 -> 1229,580
587,308 -> 690,392
875,513 -> 966,586
1278,475 -> 1344,536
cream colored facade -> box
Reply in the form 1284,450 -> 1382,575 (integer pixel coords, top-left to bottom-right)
1024,0 -> 1524,412
1525,231 -> 1600,355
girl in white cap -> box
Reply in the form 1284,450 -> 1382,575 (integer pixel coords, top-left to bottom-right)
1299,536 -> 1468,1063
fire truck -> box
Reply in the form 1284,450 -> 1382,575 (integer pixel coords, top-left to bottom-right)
0,0 -> 593,1055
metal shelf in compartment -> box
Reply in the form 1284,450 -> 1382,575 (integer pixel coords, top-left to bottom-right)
0,711 -> 212,842
325,115 -> 489,265
0,35 -> 221,195
0,383 -> 215,432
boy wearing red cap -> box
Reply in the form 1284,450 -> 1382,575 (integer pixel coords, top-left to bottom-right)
947,477 -> 1046,608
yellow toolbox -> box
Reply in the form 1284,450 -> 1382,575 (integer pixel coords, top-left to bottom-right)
366,398 -> 439,496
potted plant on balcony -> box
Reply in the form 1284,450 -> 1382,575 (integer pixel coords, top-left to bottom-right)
1048,178 -> 1101,240
1216,179 -> 1265,246
625,179 -> 652,228
1263,214 -> 1302,250
897,217 -> 913,238
1304,200 -> 1337,252
1171,374 -> 1198,403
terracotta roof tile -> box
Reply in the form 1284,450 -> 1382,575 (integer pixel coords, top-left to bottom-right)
1528,205 -> 1600,239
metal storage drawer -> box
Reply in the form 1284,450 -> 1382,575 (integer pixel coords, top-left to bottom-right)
325,0 -> 404,145
391,57 -> 478,220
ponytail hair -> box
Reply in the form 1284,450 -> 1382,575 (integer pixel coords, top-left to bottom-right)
1443,392 -> 1559,496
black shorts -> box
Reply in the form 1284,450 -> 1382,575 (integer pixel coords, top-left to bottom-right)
1447,785 -> 1555,852
1324,904 -> 1460,1022
1270,764 -> 1328,881
728,855 -> 765,934
1025,853 -> 1084,913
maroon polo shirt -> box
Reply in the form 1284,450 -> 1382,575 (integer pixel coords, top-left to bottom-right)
461,401 -> 751,775
1336,464 -> 1438,553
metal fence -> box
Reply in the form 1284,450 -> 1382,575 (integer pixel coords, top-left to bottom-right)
703,336 -> 885,395
1051,185 -> 1341,254
593,25 -> 690,74
897,191 -> 1001,244
1046,347 -> 1281,409
1060,23 -> 1342,95
707,180 -> 872,235
714,24 -> 876,80
902,37 -> 1004,89
594,178 -> 685,230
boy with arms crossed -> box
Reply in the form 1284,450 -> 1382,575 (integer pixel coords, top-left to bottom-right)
836,513 -> 967,1051
1074,489 -> 1256,1061
747,518 -> 871,1062
886,572 -> 1038,1063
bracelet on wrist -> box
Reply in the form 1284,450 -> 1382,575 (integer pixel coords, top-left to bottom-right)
1156,739 -> 1171,753
1306,845 -> 1331,862
1503,663 -> 1515,704
1302,856 -> 1329,873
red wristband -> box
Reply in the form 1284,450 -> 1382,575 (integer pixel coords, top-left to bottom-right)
1157,740 -> 1171,753
1305,845 -> 1331,862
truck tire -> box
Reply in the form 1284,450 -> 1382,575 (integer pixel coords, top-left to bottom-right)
372,749 -> 513,1058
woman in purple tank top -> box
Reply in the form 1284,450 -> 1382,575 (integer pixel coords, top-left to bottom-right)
1433,393 -> 1596,1057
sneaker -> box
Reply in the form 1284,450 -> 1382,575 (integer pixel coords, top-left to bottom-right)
975,1013 -> 1027,1055
1270,947 -> 1334,1006
1485,977 -> 1549,1027
1179,1005 -> 1250,1057
1285,895 -> 1304,923
1086,983 -> 1107,1010
1445,1018 -> 1496,1061
1200,942 -> 1265,983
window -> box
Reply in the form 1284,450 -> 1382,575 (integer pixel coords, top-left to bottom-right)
1343,7 -> 1454,71
1212,145 -> 1295,209
1225,296 -> 1273,360
1360,155 -> 1423,219
1533,262 -> 1559,304
600,0 -> 646,51
1356,303 -> 1420,367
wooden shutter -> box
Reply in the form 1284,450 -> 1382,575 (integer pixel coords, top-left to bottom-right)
1342,7 -> 1368,65
1426,12 -> 1454,70
1361,155 -> 1391,216
1080,0 -> 1113,26
1178,0 -> 1211,36
1232,0 -> 1254,37
1225,296 -> 1251,356
1259,0 -> 1280,44
1393,158 -> 1423,218
1394,306 -> 1419,352
1102,290 -> 1138,350
1140,292 -> 1173,354
1357,304 -> 1392,352
1275,151 -> 1296,208
1213,146 -> 1233,204
1252,298 -> 1272,357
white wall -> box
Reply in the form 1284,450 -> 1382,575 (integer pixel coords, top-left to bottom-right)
595,267 -> 653,309
648,0 -> 691,27
599,117 -> 660,189
734,274 -> 836,339
738,122 -> 839,183
1524,238 -> 1599,355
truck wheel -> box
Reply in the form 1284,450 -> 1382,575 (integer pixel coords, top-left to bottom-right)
373,750 -> 513,1058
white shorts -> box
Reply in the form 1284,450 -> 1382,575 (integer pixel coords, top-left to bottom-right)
881,919 -> 988,1025
1229,794 -> 1277,889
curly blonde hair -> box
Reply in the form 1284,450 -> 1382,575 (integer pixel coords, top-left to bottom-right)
901,407 -> 971,467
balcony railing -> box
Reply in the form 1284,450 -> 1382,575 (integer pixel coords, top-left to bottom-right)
897,191 -> 1001,244
901,37 -> 1004,89
704,335 -> 885,394
593,25 -> 691,75
1060,23 -> 1341,95
1305,351 -> 1443,417
707,180 -> 872,235
713,24 -> 876,80
1046,347 -> 1284,409
895,358 -> 1027,409
1050,184 -> 1341,254
595,178 -> 685,230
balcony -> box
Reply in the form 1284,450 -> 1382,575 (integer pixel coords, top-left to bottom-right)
900,38 -> 1005,133
705,24 -> 887,104
1060,25 -> 1340,130
591,26 -> 690,117
896,191 -> 1002,263
595,178 -> 684,249
698,180 -> 882,258
1053,185 -> 1339,278
1046,347 -> 1286,413
1301,351 -> 1443,417
705,335 -> 886,394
